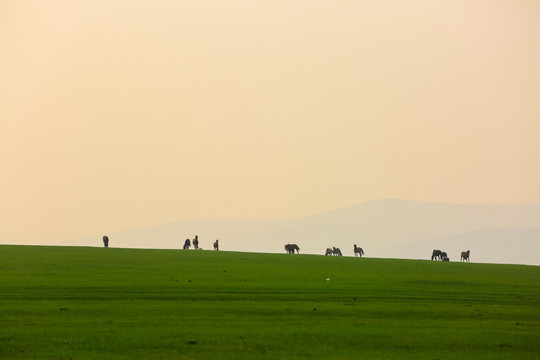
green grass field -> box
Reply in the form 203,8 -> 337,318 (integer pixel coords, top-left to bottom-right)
1,245 -> 539,359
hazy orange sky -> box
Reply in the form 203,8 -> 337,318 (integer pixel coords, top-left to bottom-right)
1,1 -> 539,243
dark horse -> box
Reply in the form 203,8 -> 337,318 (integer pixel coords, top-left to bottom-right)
431,249 -> 442,261
333,247 -> 342,256
285,244 -> 300,254
354,245 -> 364,257
213,240 -> 219,251
183,238 -> 191,250
461,250 -> 470,262
102,235 -> 109,248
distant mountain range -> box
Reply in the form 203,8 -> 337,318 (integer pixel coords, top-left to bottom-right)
64,199 -> 540,266
379,227 -> 540,265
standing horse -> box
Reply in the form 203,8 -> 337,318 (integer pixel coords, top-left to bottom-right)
285,244 -> 300,254
325,248 -> 333,256
431,249 -> 442,261
354,245 -> 364,257
213,240 -> 219,251
333,247 -> 342,256
461,250 -> 470,262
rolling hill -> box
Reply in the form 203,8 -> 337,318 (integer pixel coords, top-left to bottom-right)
61,199 -> 540,265
376,227 -> 540,265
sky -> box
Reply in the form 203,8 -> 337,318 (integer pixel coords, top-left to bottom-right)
1,0 -> 539,244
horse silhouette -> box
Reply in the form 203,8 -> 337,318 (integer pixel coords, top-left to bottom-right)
354,245 -> 364,257
333,247 -> 342,256
213,240 -> 219,251
285,244 -> 300,254
461,250 -> 470,262
431,249 -> 442,261
183,239 -> 191,250
325,248 -> 333,256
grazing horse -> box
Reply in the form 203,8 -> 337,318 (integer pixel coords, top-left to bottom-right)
333,247 -> 342,256
431,249 -> 442,261
285,244 -> 300,254
183,239 -> 191,250
325,248 -> 333,256
354,245 -> 364,257
461,250 -> 470,262
213,240 -> 219,251
441,251 -> 448,259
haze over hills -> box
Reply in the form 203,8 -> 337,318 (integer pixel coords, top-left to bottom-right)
379,228 -> 540,266
57,199 -> 540,266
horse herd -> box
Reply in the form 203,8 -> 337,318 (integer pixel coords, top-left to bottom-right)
104,235 -> 469,262
285,244 -> 365,257
431,249 -> 471,262
285,244 -> 471,263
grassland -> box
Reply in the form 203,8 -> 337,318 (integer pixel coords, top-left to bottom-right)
1,245 -> 539,359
